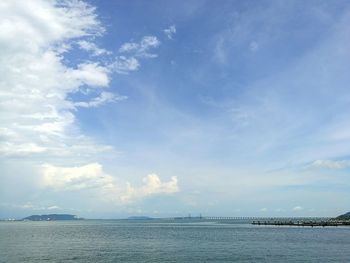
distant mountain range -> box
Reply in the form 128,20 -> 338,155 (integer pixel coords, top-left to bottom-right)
337,212 -> 350,220
23,214 -> 83,221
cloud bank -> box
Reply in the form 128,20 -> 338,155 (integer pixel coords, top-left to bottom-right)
310,159 -> 350,170
41,163 -> 179,204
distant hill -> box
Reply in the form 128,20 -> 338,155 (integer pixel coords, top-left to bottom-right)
23,214 -> 83,221
336,212 -> 350,220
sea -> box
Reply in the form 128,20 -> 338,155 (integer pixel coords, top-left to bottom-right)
1,219 -> 349,262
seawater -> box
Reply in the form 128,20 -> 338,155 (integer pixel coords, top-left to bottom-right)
0,220 -> 349,262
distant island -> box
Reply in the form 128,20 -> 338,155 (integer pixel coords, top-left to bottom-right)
337,212 -> 350,220
23,214 -> 83,221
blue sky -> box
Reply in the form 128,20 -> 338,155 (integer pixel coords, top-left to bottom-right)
1,0 -> 350,219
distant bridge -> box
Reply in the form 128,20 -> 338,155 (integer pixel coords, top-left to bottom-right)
163,216 -> 332,221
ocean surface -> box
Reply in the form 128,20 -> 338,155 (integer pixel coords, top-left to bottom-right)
1,219 -> 349,262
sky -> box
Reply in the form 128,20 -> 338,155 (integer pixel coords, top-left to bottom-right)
1,0 -> 350,219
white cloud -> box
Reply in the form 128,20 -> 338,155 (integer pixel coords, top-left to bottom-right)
112,36 -> 160,73
121,174 -> 179,202
67,63 -> 110,87
0,0 -> 103,54
119,35 -> 160,58
40,163 -> 179,204
110,56 -> 140,74
260,207 -> 268,212
164,25 -> 176,39
310,159 -> 350,169
118,43 -> 138,53
292,206 -> 303,211
41,163 -> 115,191
75,91 -> 127,108
77,40 -> 110,56
0,0 -> 116,158
0,143 -> 47,156
47,205 -> 60,210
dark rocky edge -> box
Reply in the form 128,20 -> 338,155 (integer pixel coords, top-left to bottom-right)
252,212 -> 350,227
336,212 -> 350,220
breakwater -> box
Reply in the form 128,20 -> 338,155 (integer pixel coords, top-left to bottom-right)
252,219 -> 350,227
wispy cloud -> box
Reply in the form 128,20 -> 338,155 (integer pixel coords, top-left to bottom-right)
249,41 -> 259,52
77,40 -> 111,56
0,202 -> 61,211
163,25 -> 176,39
310,159 -> 350,169
110,56 -> 140,74
119,36 -> 160,58
293,206 -> 303,211
74,92 -> 127,108
47,205 -> 61,210
109,35 -> 161,74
